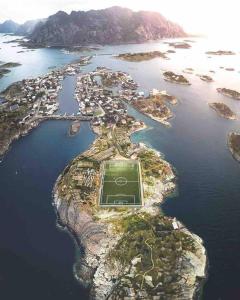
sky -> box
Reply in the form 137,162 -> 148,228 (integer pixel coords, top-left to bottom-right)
0,0 -> 239,36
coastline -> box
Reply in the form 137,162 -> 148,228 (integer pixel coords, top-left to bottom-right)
164,77 -> 191,85
0,52 -> 207,298
228,132 -> 240,163
208,103 -> 237,120
52,120 -> 207,299
132,105 -> 172,127
0,118 -> 42,158
128,101 -> 173,128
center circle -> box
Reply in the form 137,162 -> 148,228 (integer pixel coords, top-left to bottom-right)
115,177 -> 127,186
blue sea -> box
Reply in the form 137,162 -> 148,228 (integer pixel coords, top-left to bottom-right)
1,33 -> 240,299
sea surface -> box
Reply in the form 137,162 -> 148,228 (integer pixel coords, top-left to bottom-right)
1,33 -> 240,300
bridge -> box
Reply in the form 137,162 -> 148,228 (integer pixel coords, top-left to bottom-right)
35,114 -> 92,121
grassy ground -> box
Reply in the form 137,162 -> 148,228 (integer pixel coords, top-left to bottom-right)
100,160 -> 142,206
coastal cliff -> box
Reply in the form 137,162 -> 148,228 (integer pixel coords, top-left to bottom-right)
29,6 -> 186,47
53,125 -> 207,299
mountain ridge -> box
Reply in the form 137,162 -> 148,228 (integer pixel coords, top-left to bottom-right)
0,6 -> 186,45
29,6 -> 186,46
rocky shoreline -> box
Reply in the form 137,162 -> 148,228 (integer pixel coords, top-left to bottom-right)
116,51 -> 168,62
130,103 -> 172,127
228,132 -> 240,163
217,88 -> 240,100
208,102 -> 237,120
53,123 -> 207,299
163,71 -> 191,85
0,118 -> 41,158
129,92 -> 178,128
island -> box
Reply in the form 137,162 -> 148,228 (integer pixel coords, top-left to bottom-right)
217,88 -> 240,100
206,50 -> 235,55
0,62 -> 22,79
0,62 -> 21,68
197,74 -> 213,82
228,132 -> 240,162
0,61 -> 207,299
69,121 -> 81,136
0,68 -> 11,79
209,102 -> 237,120
64,46 -> 100,54
167,42 -> 191,49
183,68 -> 194,74
116,51 -> 168,62
166,49 -> 176,53
163,71 -> 191,85
184,39 -> 196,43
225,68 -> 235,71
130,90 -> 177,127
54,124 -> 207,299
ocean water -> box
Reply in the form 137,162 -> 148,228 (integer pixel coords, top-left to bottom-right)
0,34 -> 78,92
1,34 -> 240,299
57,75 -> 79,114
0,121 -> 95,300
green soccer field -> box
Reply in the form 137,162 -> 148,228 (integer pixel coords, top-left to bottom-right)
100,160 -> 143,206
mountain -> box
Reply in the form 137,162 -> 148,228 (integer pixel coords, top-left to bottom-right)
15,19 -> 45,35
0,20 -> 19,33
29,6 -> 186,46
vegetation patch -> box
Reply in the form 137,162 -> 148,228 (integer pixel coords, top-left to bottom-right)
108,213 -> 196,298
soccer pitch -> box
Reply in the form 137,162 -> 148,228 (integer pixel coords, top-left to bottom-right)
99,160 -> 143,206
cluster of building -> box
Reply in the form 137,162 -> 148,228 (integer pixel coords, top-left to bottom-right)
72,168 -> 96,189
83,146 -> 116,162
74,68 -> 140,128
1,57 -> 92,125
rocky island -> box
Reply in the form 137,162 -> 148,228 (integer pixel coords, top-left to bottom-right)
53,123 -> 207,300
0,68 -> 11,79
183,68 -> 194,74
209,102 -> 237,120
130,90 -> 177,127
163,71 -> 191,85
167,42 -> 191,49
69,121 -> 81,136
228,132 -> 240,162
217,88 -> 240,100
51,67 -> 206,299
116,51 -> 168,62
0,62 -> 21,68
225,67 -> 235,71
0,62 -> 22,79
64,46 -> 100,53
206,50 -> 235,55
197,74 -> 213,82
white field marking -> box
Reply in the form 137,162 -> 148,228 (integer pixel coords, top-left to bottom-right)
114,177 -> 127,186
106,194 -> 136,204
104,180 -> 139,182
